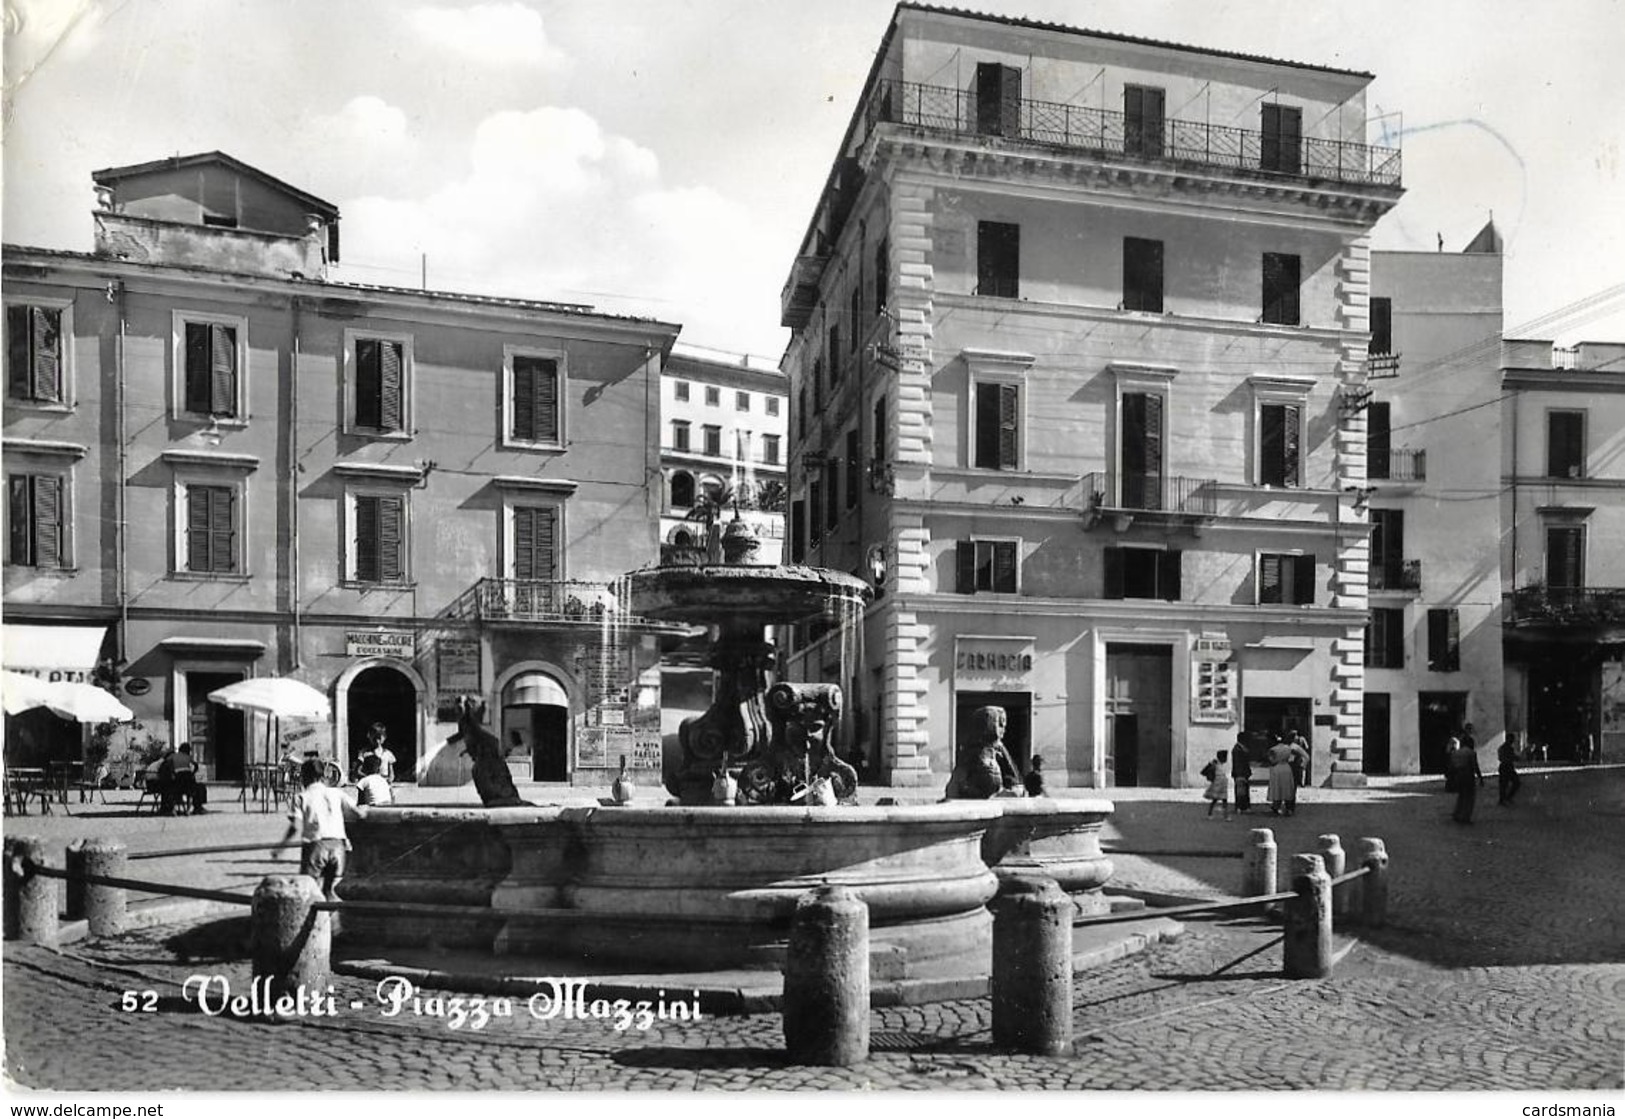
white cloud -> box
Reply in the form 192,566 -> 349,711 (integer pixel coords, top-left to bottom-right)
407,3 -> 565,68
333,104 -> 787,356
316,95 -> 416,151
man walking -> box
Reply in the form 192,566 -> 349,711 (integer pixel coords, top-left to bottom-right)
1447,736 -> 1484,824
1497,738 -> 1522,806
1231,733 -> 1252,813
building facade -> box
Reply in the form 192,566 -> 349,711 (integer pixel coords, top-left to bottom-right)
1363,237 -> 1507,773
780,5 -> 1402,788
3,152 -> 681,783
1501,338 -> 1625,764
659,350 -> 788,564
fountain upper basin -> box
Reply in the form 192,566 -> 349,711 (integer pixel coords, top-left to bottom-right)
626,563 -> 871,626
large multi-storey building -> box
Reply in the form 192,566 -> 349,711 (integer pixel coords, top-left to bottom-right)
659,349 -> 788,564
3,152 -> 681,783
1364,232 -> 1507,774
1501,338 -> 1625,764
780,5 -> 1403,788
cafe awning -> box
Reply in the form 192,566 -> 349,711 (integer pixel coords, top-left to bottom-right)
1,624 -> 108,679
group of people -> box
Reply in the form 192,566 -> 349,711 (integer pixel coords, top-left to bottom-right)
1444,722 -> 1521,824
146,743 -> 208,816
274,722 -> 399,900
1202,728 -> 1310,820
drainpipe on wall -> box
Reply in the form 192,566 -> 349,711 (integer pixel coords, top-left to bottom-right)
289,296 -> 302,671
111,279 -> 128,666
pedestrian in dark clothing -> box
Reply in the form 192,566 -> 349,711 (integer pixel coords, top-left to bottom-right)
1231,735 -> 1252,813
1023,754 -> 1047,798
1446,736 -> 1484,823
1497,740 -> 1521,806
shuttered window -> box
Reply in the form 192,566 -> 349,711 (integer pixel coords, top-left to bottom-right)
1259,553 -> 1316,605
828,325 -> 841,384
845,430 -> 860,509
6,474 -> 64,568
1546,525 -> 1585,589
1104,546 -> 1182,601
974,62 -> 1022,138
955,540 -> 1018,594
354,338 -> 405,432
875,237 -> 889,315
1259,403 -> 1302,487
511,356 -> 561,444
6,305 -> 64,404
511,505 -> 557,582
790,499 -> 806,562
1124,85 -> 1166,158
1365,607 -> 1405,669
185,484 -> 236,574
1260,104 -> 1303,174
974,381 -> 1020,470
1369,297 -> 1393,355
1426,608 -> 1461,672
826,462 -> 840,529
1123,238 -> 1164,313
182,321 -> 238,417
1121,392 -> 1164,509
353,494 -> 406,583
1367,401 -> 1392,480
977,221 -> 1020,299
1262,253 -> 1301,326
1546,411 -> 1585,479
808,479 -> 823,545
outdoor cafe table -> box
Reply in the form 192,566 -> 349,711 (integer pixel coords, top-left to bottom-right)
3,768 -> 50,815
240,762 -> 283,813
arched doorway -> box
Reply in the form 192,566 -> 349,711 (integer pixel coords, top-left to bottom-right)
502,670 -> 571,782
346,665 -> 419,781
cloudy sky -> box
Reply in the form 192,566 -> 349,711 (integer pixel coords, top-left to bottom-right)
5,0 -> 1624,359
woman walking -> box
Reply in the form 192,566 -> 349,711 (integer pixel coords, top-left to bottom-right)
1265,736 -> 1294,816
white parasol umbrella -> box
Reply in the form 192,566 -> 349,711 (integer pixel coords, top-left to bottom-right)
2,670 -> 133,722
207,676 -> 331,776
207,677 -> 330,721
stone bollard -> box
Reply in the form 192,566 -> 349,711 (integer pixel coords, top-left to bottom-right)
3,836 -> 58,947
782,885 -> 870,1066
1242,827 -> 1278,907
1316,834 -> 1347,923
990,875 -> 1075,1056
251,876 -> 330,1004
1282,854 -> 1333,979
66,838 -> 128,938
1357,837 -> 1389,929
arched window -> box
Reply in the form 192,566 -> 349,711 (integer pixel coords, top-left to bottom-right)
670,471 -> 695,508
671,528 -> 695,547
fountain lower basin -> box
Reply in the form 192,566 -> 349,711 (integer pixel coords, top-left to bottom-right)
341,798 -> 1114,979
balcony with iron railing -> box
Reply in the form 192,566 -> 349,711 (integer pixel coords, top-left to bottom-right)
1078,471 -> 1217,524
1507,585 -> 1625,629
1367,448 -> 1426,483
446,578 -> 675,630
1369,559 -> 1422,593
865,79 -> 1403,189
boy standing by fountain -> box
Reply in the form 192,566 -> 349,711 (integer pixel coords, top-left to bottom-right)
274,759 -> 363,901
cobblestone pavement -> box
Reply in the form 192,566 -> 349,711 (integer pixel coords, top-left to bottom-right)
4,767 -> 1623,1091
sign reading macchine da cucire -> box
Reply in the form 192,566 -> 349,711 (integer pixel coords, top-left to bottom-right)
346,630 -> 415,659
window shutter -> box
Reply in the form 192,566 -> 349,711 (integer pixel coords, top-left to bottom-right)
999,64 -> 1023,137
1369,297 -> 1393,355
512,506 -> 536,579
993,541 -> 1017,593
1445,608 -> 1460,669
535,506 -> 556,580
184,322 -> 212,414
997,383 -> 1019,469
1103,547 -> 1124,599
512,360 -> 536,441
210,485 -> 235,573
8,476 -> 31,565
845,430 -> 859,508
31,475 -> 61,568
355,338 -> 382,429
875,237 -> 889,315
1281,403 -> 1301,486
826,462 -> 839,528
1143,87 -> 1165,155
1260,553 -> 1282,604
873,396 -> 886,463
379,341 -> 403,432
533,359 -> 559,443
1367,401 -> 1391,479
1547,412 -> 1584,478
1427,609 -> 1446,670
1142,393 -> 1163,507
7,306 -> 29,398
1260,405 -> 1284,486
956,540 -> 976,594
355,495 -> 379,582
1547,526 -> 1583,589
975,382 -> 1000,468
209,324 -> 236,416
1294,554 -> 1316,605
1160,549 -> 1183,601
187,486 -> 213,572
975,62 -> 1003,135
30,307 -> 61,403
1385,609 -> 1405,667
378,495 -> 403,581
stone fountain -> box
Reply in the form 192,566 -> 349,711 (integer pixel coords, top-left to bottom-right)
341,518 -> 1116,980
